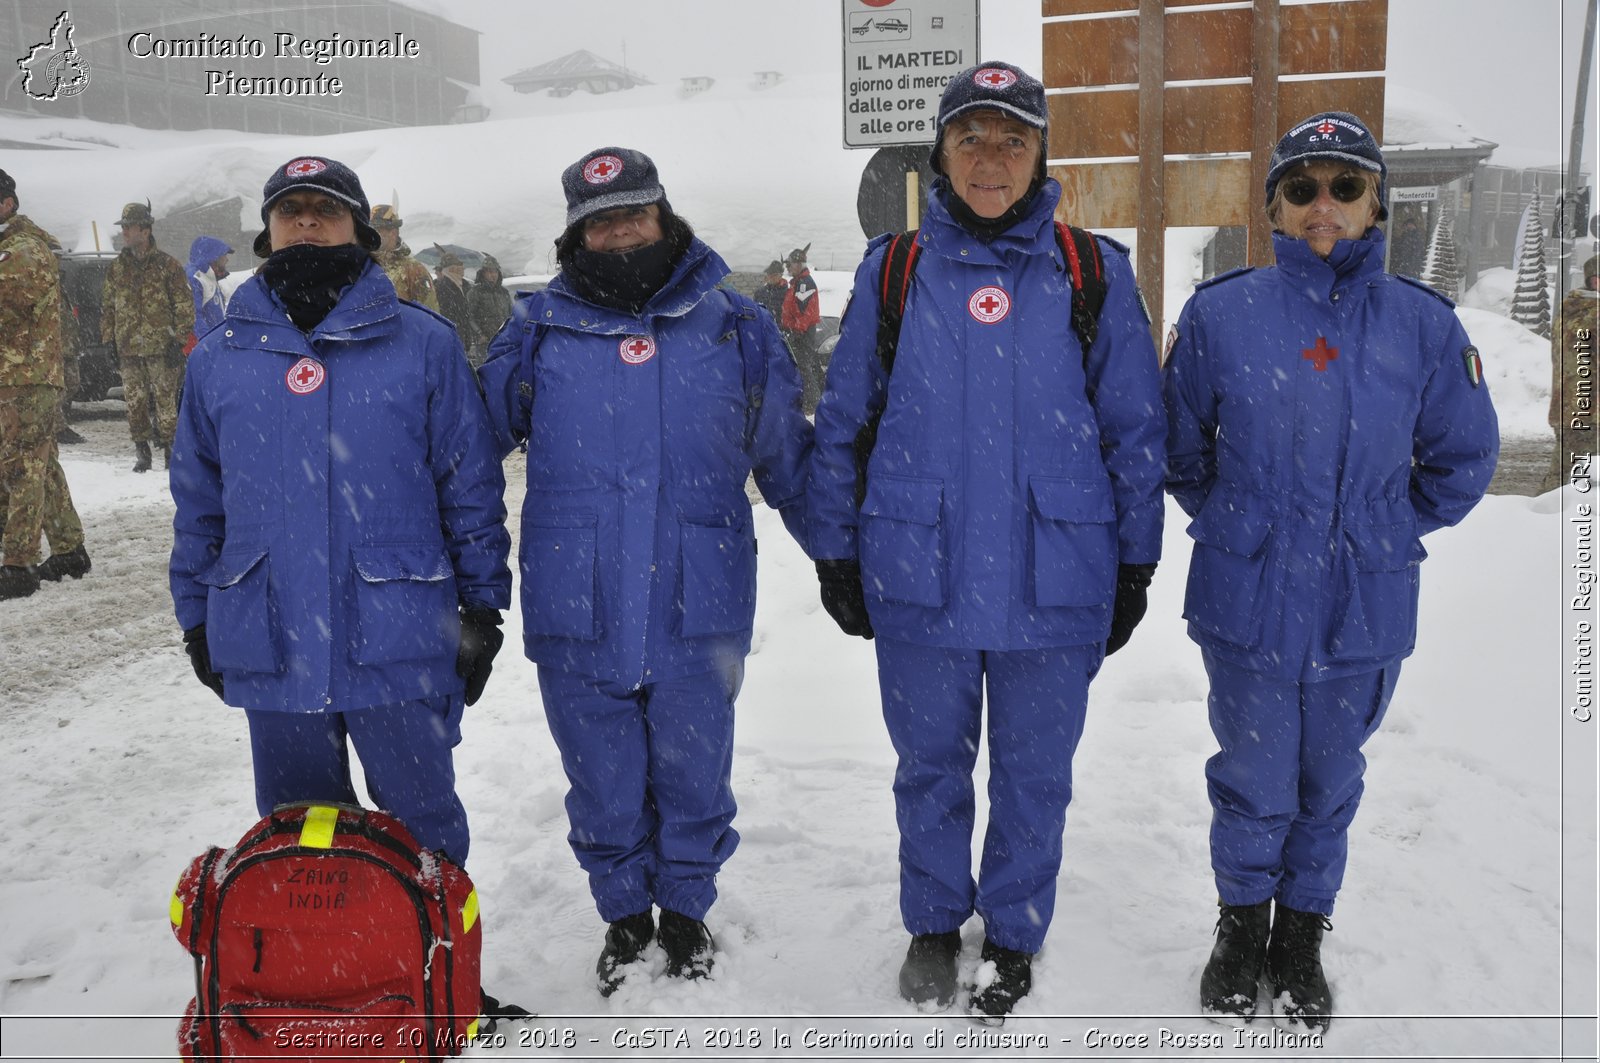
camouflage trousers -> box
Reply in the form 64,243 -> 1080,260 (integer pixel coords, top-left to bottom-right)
121,352 -> 182,446
0,385 -> 84,568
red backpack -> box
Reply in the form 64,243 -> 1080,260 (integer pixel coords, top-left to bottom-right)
169,803 -> 482,1061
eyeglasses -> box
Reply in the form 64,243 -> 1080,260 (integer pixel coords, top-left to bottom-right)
272,197 -> 349,220
1281,173 -> 1369,207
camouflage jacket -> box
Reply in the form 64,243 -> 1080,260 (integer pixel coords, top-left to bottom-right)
1550,287 -> 1599,430
0,214 -> 65,389
375,244 -> 438,311
101,243 -> 193,357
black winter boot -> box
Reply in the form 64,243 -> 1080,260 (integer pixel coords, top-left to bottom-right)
1199,899 -> 1271,1023
657,909 -> 715,981
57,425 -> 85,445
0,565 -> 40,600
162,445 -> 172,469
36,544 -> 91,582
968,939 -> 1033,1024
132,442 -> 152,473
1264,905 -> 1334,1033
897,930 -> 962,1007
595,910 -> 654,997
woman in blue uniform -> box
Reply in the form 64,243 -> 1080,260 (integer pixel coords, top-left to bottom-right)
809,63 -> 1165,1020
477,147 -> 811,997
1163,113 -> 1499,1032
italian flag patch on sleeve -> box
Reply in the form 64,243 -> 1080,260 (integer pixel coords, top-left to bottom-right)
1461,345 -> 1482,388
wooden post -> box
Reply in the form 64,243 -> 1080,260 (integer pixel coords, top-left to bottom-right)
1137,0 -> 1165,351
906,170 -> 920,232
1247,0 -> 1281,266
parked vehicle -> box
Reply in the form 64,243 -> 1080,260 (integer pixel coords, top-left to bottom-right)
57,250 -> 121,401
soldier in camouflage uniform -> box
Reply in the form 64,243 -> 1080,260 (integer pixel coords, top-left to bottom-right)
0,169 -> 89,600
370,204 -> 439,310
1542,253 -> 1600,492
466,255 -> 512,367
101,202 -> 193,472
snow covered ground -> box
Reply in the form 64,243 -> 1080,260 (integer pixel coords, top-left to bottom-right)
1,1 -> 1595,1059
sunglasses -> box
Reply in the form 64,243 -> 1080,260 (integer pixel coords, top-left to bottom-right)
1281,173 -> 1369,207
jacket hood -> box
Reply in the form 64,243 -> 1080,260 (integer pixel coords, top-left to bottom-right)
1271,227 -> 1386,291
224,258 -> 400,342
919,176 -> 1063,259
186,236 -> 233,275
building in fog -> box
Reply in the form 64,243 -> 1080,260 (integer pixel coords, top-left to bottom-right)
2,0 -> 481,134
502,50 -> 650,97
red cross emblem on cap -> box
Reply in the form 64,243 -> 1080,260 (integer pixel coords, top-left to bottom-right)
286,356 -> 326,394
285,158 -> 327,177
619,335 -> 657,364
968,286 -> 1011,324
584,155 -> 624,185
1315,120 -> 1338,135
974,67 -> 1017,90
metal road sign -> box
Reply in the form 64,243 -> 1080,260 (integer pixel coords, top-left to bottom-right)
842,0 -> 980,149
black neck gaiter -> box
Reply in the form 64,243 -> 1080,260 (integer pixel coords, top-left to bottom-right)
261,243 -> 370,332
565,228 -> 690,315
942,175 -> 1045,242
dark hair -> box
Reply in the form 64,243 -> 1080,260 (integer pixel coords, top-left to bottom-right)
553,206 -> 696,271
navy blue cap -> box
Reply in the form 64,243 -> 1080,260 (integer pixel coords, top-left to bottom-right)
253,156 -> 381,256
561,147 -> 667,228
1266,112 -> 1388,220
929,62 -> 1048,174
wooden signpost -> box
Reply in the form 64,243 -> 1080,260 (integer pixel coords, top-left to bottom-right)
1041,0 -> 1389,347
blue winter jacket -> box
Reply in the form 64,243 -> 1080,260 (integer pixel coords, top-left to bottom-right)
477,237 -> 812,688
170,261 -> 512,712
809,180 -> 1166,650
186,236 -> 232,336
1163,230 -> 1499,681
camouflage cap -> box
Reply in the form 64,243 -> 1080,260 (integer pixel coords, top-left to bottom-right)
117,202 -> 155,228
370,204 -> 403,229
436,249 -> 463,269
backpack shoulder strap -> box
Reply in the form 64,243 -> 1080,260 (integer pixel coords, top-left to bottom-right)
875,229 -> 921,376
513,295 -> 549,435
1055,221 -> 1107,358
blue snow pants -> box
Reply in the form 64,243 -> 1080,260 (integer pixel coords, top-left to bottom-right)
1203,652 -> 1399,916
875,637 -> 1100,954
537,662 -> 743,923
244,695 -> 470,867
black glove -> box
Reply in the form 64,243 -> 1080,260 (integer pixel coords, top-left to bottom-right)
1106,563 -> 1156,656
456,606 -> 505,707
182,624 -> 225,701
816,559 -> 874,640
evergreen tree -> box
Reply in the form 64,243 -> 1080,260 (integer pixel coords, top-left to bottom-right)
1509,188 -> 1552,337
1420,203 -> 1462,300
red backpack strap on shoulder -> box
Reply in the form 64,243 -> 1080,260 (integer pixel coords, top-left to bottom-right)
1054,221 -> 1107,356
876,229 -> 920,376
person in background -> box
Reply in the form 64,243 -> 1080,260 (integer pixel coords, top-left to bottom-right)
170,155 -> 510,876
808,62 -> 1165,1021
478,146 -> 812,998
185,236 -> 233,341
753,258 -> 787,323
370,203 -> 439,310
780,244 -> 824,414
100,201 -> 192,472
1540,253 -> 1598,492
432,248 -> 475,353
0,167 -> 90,599
466,254 -> 513,368
1164,112 -> 1499,1033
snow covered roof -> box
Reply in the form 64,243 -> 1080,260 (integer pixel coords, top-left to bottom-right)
1382,83 -> 1497,154
503,50 -> 652,90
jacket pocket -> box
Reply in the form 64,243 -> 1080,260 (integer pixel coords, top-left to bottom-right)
521,514 -> 600,640
679,516 -> 756,638
1028,476 -> 1117,607
198,546 -> 283,674
1182,495 -> 1273,647
859,475 -> 946,607
350,545 -> 455,666
1329,521 -> 1424,660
